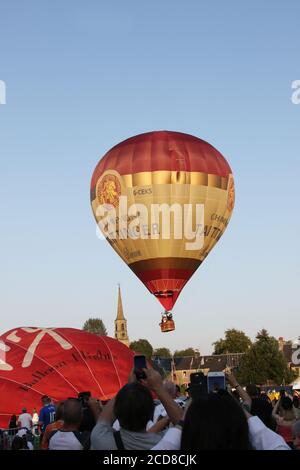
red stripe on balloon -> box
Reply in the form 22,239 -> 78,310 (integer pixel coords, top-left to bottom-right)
135,268 -> 194,283
91,131 -> 232,190
134,268 -> 194,310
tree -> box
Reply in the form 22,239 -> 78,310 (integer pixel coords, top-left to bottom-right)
129,339 -> 153,359
237,329 -> 295,386
213,328 -> 252,354
82,318 -> 107,336
153,348 -> 172,358
174,348 -> 196,357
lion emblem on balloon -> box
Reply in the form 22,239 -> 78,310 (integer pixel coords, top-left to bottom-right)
97,174 -> 121,208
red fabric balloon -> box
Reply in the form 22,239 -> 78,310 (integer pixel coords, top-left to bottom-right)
0,327 -> 134,428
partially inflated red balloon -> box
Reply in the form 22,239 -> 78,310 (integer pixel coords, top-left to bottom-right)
0,327 -> 134,428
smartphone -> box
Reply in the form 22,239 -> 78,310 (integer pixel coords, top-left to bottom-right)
134,355 -> 147,380
190,372 -> 205,386
207,372 -> 226,393
189,372 -> 207,399
78,391 -> 91,406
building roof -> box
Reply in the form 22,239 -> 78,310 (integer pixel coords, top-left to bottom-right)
152,353 -> 244,373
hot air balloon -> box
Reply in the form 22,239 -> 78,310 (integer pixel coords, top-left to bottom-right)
0,327 -> 134,428
91,131 -> 235,332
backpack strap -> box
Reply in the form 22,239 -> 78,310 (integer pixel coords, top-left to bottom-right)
73,431 -> 91,450
113,430 -> 125,450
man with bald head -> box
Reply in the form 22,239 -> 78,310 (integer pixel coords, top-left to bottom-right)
48,399 -> 90,450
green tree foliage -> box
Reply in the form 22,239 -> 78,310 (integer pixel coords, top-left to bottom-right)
237,329 -> 295,385
174,348 -> 196,357
213,328 -> 252,354
129,339 -> 153,359
153,347 -> 172,358
82,318 -> 108,336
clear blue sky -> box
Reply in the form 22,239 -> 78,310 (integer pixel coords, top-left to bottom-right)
1,1 -> 299,354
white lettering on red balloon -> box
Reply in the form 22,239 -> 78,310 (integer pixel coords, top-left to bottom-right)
0,341 -> 13,370
5,328 -> 73,368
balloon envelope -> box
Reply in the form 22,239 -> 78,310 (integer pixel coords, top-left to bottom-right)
0,327 -> 134,428
91,131 -> 235,311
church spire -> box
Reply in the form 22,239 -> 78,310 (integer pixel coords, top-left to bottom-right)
114,284 -> 129,347
116,284 -> 125,320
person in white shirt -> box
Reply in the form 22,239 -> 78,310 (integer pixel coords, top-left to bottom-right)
17,408 -> 33,437
152,371 -> 291,451
152,405 -> 290,451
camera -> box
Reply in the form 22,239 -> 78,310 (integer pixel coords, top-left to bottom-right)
78,391 -> 91,408
77,392 -> 96,432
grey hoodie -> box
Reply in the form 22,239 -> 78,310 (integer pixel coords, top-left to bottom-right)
91,421 -> 165,450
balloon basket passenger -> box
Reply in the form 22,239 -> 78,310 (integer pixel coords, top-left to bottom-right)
160,312 -> 175,333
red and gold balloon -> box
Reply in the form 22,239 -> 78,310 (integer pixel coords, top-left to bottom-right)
91,131 -> 235,330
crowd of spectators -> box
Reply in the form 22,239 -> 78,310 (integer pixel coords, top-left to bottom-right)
1,368 -> 300,451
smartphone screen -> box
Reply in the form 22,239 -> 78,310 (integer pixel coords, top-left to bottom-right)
134,355 -> 147,379
207,373 -> 226,393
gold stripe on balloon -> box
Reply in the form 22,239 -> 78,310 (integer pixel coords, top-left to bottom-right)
118,171 -> 229,189
91,176 -> 235,267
